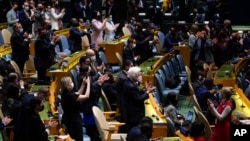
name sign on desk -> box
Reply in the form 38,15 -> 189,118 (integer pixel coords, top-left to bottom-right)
231,123 -> 250,138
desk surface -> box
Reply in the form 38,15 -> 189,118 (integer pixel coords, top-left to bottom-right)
175,130 -> 193,141
48,51 -> 85,73
232,85 -> 250,118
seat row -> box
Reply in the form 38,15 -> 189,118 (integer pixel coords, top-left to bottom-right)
155,54 -> 188,104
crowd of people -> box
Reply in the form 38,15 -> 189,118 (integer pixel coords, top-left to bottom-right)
0,0 -> 249,141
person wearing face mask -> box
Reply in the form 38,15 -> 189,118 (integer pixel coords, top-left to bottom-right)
33,3 -> 45,36
127,16 -> 137,35
61,76 -> 90,141
103,14 -> 120,42
121,66 -> 155,133
19,1 -> 33,33
34,27 -> 58,83
6,2 -> 20,34
10,23 -> 31,74
50,0 -> 65,30
123,37 -> 141,65
69,18 -> 88,53
91,11 -> 108,49
19,97 -> 58,141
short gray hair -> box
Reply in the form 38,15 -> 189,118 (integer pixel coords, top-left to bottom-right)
127,66 -> 141,79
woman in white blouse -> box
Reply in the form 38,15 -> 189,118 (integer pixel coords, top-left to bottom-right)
104,14 -> 120,42
50,0 -> 65,30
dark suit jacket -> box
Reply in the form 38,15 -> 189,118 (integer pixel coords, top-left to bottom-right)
122,78 -> 149,123
20,109 -> 48,141
34,36 -> 56,69
10,32 -> 30,62
115,70 -> 127,109
69,26 -> 87,53
18,9 -> 32,33
123,46 -> 136,64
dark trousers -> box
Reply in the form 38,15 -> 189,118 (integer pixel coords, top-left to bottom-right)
13,59 -> 26,75
62,114 -> 83,141
36,67 -> 50,83
85,124 -> 101,141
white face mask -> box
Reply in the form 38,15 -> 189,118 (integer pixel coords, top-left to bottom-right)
132,44 -> 136,48
137,75 -> 142,83
71,82 -> 74,88
90,56 -> 96,62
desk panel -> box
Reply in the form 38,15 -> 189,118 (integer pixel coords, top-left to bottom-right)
173,46 -> 190,66
175,130 -> 193,141
99,41 -> 124,64
232,85 -> 250,118
0,46 -> 11,57
145,98 -> 167,138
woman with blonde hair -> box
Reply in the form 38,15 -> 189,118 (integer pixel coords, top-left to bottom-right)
60,76 -> 90,141
208,87 -> 235,141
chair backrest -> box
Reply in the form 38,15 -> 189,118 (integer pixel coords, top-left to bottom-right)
122,26 -> 131,36
10,60 -> 22,78
70,69 -> 79,91
158,31 -> 165,47
176,55 -> 185,72
155,73 -> 165,98
92,106 -> 110,141
185,65 -> 192,85
60,35 -> 70,51
101,89 -> 112,111
81,35 -> 90,50
197,110 -> 212,141
193,105 -> 200,122
0,30 -> 4,45
192,94 -> 203,113
115,52 -> 123,69
1,29 -> 11,44
166,61 -> 176,76
170,57 -> 180,75
99,51 -> 108,64
166,117 -> 177,137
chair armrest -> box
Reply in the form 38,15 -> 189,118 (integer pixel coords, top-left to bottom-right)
103,111 -> 116,121
210,125 -> 215,130
108,122 -> 125,133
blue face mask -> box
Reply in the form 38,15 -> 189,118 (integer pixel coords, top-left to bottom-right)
109,18 -> 112,22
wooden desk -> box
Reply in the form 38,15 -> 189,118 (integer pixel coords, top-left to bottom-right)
0,22 -> 8,30
145,97 -> 167,138
0,45 -> 11,57
214,57 -> 248,86
175,130 -> 193,141
232,85 -> 250,118
214,64 -> 235,86
47,51 -> 86,94
173,45 -> 190,66
140,53 -> 174,85
99,41 -> 124,64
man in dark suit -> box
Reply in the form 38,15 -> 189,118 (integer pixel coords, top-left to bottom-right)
123,37 -> 140,65
10,22 -> 31,74
69,18 -> 88,53
19,97 -> 49,141
121,66 -> 155,133
34,27 -> 59,83
18,1 -> 33,33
